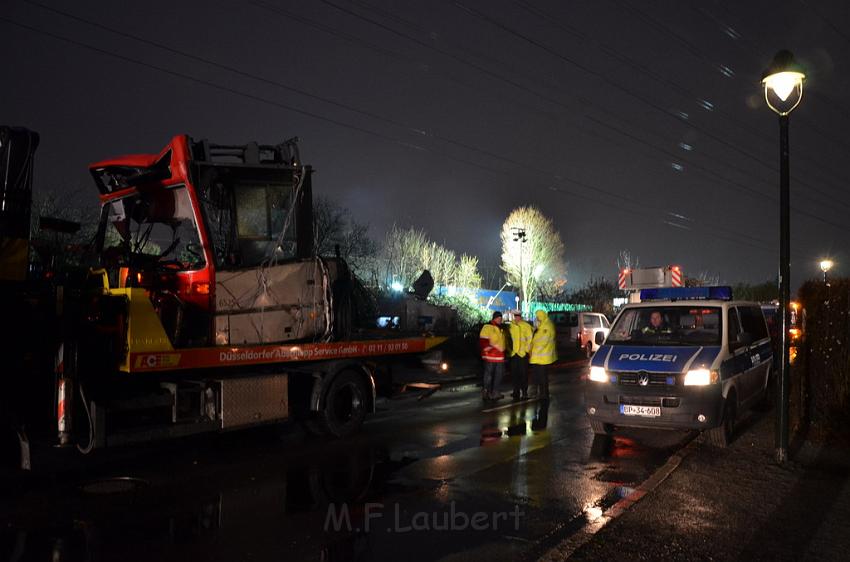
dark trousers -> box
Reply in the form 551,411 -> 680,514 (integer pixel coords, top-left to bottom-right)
531,364 -> 549,399
510,355 -> 529,398
482,361 -> 504,398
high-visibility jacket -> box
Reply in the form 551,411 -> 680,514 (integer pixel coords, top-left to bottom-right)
530,310 -> 557,365
479,322 -> 506,362
508,319 -> 533,358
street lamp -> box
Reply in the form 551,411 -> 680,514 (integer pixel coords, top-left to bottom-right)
762,49 -> 805,464
511,226 -> 527,312
819,259 -> 833,284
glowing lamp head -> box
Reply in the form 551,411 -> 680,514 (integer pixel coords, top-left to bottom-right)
390,281 -> 404,292
762,50 -> 805,115
820,259 -> 834,273
764,71 -> 805,102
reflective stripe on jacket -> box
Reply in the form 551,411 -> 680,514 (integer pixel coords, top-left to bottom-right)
479,322 -> 506,362
530,310 -> 557,365
508,320 -> 533,357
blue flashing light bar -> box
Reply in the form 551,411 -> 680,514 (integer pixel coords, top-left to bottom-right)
639,286 -> 733,301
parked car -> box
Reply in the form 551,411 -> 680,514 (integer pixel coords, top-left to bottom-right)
548,311 -> 611,358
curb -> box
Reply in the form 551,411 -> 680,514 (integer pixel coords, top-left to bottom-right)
541,434 -> 702,561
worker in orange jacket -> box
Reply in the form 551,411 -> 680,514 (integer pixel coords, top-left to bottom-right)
479,311 -> 506,401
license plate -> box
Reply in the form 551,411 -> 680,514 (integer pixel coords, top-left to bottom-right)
620,404 -> 661,417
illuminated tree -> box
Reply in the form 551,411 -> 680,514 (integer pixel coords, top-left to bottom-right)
379,226 -> 482,294
500,206 -> 565,312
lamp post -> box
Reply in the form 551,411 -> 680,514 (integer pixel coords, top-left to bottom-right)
511,227 -> 527,313
762,50 -> 805,464
819,259 -> 833,285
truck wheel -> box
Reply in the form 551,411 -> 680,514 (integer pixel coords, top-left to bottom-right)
589,419 -> 614,435
706,394 -> 736,448
316,370 -> 369,439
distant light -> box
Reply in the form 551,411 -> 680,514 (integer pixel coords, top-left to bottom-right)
820,259 -> 834,273
675,110 -> 690,121
724,26 -> 741,39
440,362 -> 449,371
391,281 -> 404,292
679,142 -> 693,151
718,64 -> 735,78
671,163 -> 684,172
698,99 -> 715,111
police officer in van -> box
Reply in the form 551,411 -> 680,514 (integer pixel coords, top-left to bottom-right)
642,310 -> 672,335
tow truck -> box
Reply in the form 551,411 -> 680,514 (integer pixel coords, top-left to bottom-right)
1,129 -> 446,469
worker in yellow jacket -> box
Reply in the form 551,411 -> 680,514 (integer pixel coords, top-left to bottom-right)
530,309 -> 557,400
479,311 -> 506,401
508,309 -> 533,401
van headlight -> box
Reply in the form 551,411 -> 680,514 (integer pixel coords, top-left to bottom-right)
683,368 -> 719,386
589,366 -> 609,383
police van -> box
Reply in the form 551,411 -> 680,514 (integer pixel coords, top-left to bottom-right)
584,287 -> 773,447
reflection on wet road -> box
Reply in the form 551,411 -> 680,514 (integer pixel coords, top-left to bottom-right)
1,367 -> 693,561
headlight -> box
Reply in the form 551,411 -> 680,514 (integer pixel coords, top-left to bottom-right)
683,368 -> 719,386
589,366 -> 609,382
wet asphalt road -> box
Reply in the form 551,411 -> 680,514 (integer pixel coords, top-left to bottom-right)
1,366 -> 694,562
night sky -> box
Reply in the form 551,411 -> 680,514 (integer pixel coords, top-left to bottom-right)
3,0 -> 849,290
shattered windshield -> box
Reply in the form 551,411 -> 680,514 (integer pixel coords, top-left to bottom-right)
101,185 -> 205,270
194,164 -> 298,270
607,306 -> 722,346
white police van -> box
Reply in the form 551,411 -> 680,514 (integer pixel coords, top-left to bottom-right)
584,287 -> 773,447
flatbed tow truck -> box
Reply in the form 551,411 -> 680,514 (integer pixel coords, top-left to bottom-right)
1,128 -> 445,469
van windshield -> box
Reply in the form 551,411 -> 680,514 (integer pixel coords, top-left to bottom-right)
607,306 -> 722,346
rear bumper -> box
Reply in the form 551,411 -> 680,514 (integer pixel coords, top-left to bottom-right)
584,383 -> 723,430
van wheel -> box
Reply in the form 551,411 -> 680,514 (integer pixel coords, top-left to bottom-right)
311,370 -> 369,439
707,395 -> 736,448
585,342 -> 594,359
590,419 -> 614,435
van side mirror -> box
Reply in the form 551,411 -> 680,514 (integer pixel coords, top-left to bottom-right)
736,333 -> 753,347
595,331 -> 606,345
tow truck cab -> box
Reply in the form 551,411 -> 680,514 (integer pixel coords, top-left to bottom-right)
585,286 -> 773,447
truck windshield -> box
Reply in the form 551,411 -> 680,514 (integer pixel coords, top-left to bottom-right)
607,306 -> 721,346
100,186 -> 205,270
194,164 -> 298,270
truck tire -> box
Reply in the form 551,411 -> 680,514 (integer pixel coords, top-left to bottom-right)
589,419 -> 613,435
585,342 -> 593,359
706,394 -> 736,448
313,370 -> 369,439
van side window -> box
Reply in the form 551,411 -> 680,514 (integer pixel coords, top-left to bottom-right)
728,308 -> 741,346
740,306 -> 768,341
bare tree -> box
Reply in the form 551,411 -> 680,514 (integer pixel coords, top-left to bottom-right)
453,254 -> 483,295
617,249 -> 640,272
500,206 -> 565,313
568,277 -> 619,316
313,195 -> 377,275
684,270 -> 721,287
378,226 -> 483,295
